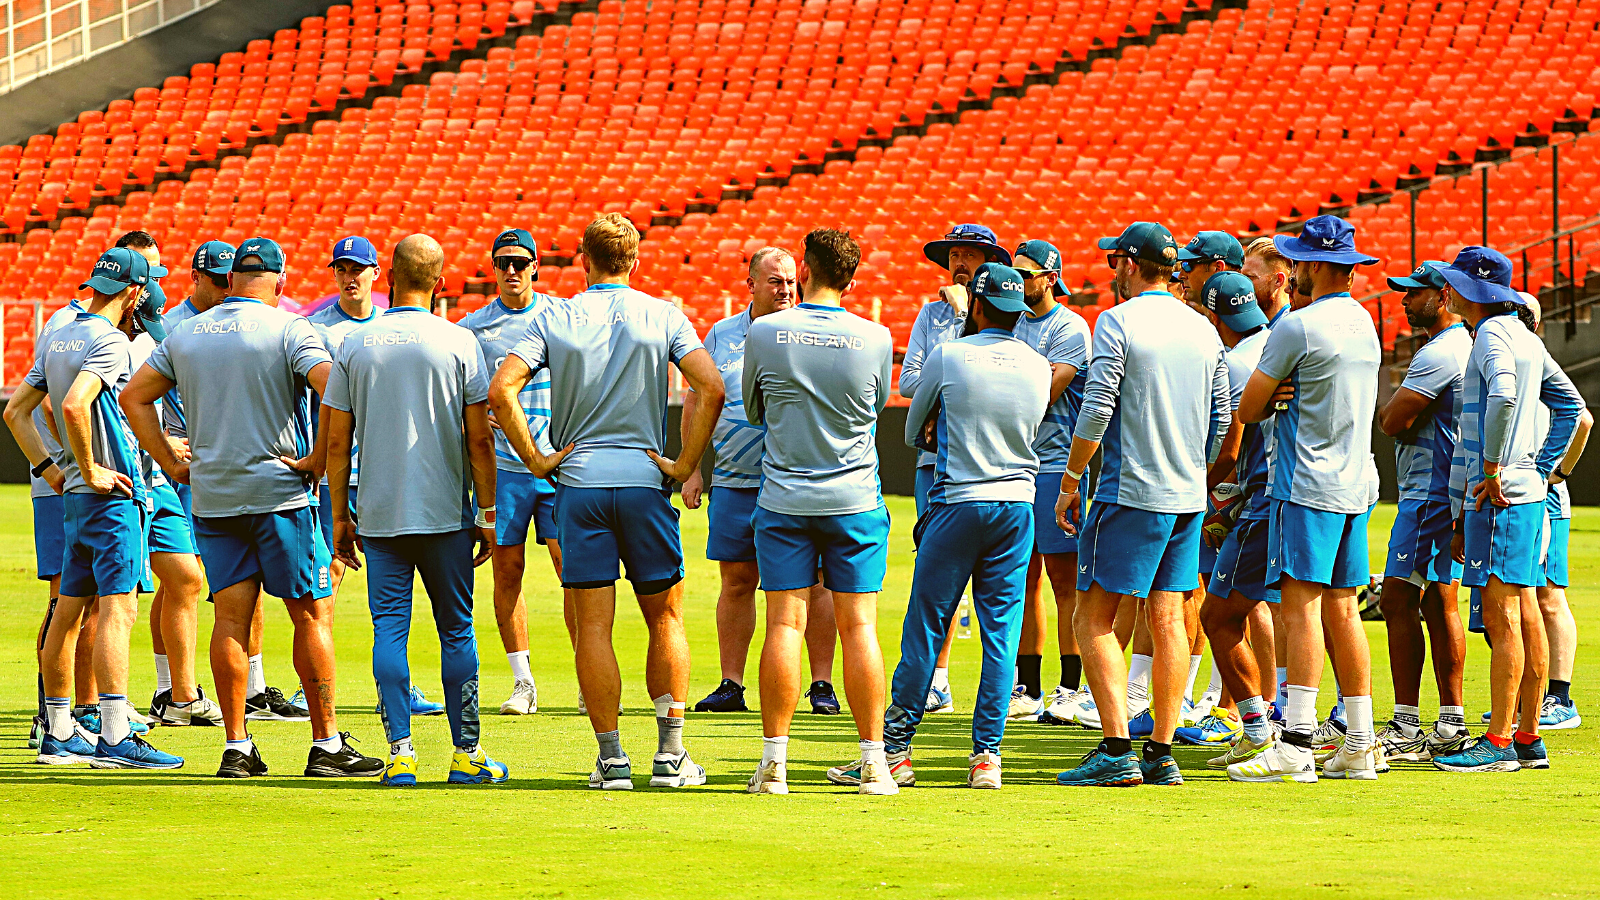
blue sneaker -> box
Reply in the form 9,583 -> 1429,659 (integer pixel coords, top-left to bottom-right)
1541,696 -> 1581,730
1515,737 -> 1550,770
693,678 -> 747,713
1128,709 -> 1155,738
1433,736 -> 1520,773
91,734 -> 184,770
288,688 -> 310,716
1139,753 -> 1184,785
1175,710 -> 1243,746
1480,710 -> 1492,724
37,730 -> 97,765
449,746 -> 510,784
925,685 -> 954,714
74,709 -> 149,737
1056,747 -> 1143,787
410,685 -> 445,717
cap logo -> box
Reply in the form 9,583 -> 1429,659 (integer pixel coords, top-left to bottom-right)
1476,266 -> 1492,278
1207,287 -> 1218,301
1321,237 -> 1336,247
344,239 -> 355,251
219,250 -> 234,260
1000,280 -> 1023,292
98,260 -> 123,274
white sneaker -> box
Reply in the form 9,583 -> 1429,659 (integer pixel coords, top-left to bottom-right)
1189,692 -> 1219,725
1006,685 -> 1044,721
858,757 -> 900,796
1040,685 -> 1075,724
500,680 -> 537,715
968,751 -> 1002,789
649,751 -> 706,788
747,759 -> 790,794
1075,694 -> 1103,730
1323,742 -> 1381,781
575,690 -> 623,716
588,755 -> 633,790
1227,741 -> 1318,783
161,695 -> 224,727
826,749 -> 915,786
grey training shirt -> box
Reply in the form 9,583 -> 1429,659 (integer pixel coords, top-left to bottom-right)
322,307 -> 490,538
25,312 -> 145,502
744,302 -> 894,516
308,301 -> 379,487
899,298 -> 967,468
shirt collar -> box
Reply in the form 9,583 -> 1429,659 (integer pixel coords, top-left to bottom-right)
1023,304 -> 1059,323
979,327 -> 1014,336
223,296 -> 264,305
798,302 -> 842,312
1313,291 -> 1353,302
1134,289 -> 1171,298
587,283 -> 628,291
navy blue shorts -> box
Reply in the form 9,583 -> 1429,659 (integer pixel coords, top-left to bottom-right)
753,503 -> 890,594
706,485 -> 759,562
1210,517 -> 1272,603
146,480 -> 195,556
1463,500 -> 1544,589
1384,497 -> 1461,586
315,483 -> 358,547
33,494 -> 65,581
61,492 -> 145,597
194,506 -> 333,600
555,485 -> 683,588
1076,500 -> 1201,598
497,469 -> 558,546
1032,471 -> 1081,556
1267,500 -> 1369,590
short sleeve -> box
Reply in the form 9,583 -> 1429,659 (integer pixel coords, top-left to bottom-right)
1049,317 -> 1090,370
145,336 -> 176,382
24,355 -> 46,390
464,336 -> 491,405
285,317 -> 333,377
1254,313 -> 1306,382
1400,340 -> 1460,401
666,305 -> 703,364
322,348 -> 353,413
507,312 -> 548,370
81,333 -> 131,390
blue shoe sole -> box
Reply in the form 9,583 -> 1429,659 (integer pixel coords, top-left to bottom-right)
411,708 -> 446,716
448,770 -> 509,784
90,756 -> 183,770
381,776 -> 417,786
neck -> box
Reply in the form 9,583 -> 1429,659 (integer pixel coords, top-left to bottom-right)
87,296 -> 127,323
1425,313 -> 1463,338
802,287 -> 843,307
191,290 -> 221,312
1220,323 -> 1244,348
587,271 -> 629,288
389,291 -> 431,311
1027,296 -> 1057,318
498,288 -> 534,310
1311,277 -> 1349,300
1125,278 -> 1166,296
1261,293 -> 1288,321
338,293 -> 374,318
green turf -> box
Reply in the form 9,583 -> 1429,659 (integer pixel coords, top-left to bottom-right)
1,486 -> 1597,898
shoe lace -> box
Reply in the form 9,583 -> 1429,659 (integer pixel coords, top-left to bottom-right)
1541,694 -> 1560,715
263,685 -> 289,705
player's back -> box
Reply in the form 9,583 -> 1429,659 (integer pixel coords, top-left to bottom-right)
513,284 -> 700,488
703,309 -> 764,488
744,303 -> 893,516
920,331 -> 1051,504
1011,303 -> 1090,472
1460,314 -> 1576,505
1227,327 -> 1273,519
31,312 -> 143,499
158,299 -> 202,437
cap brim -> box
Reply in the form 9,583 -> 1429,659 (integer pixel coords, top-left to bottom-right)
1175,247 -> 1205,261
1219,308 -> 1269,331
1441,268 -> 1522,306
1095,236 -> 1120,251
977,293 -> 1032,313
1052,278 -> 1070,298
328,255 -> 377,268
201,265 -> 233,276
136,312 -> 167,342
148,265 -> 169,278
1387,276 -> 1430,291
80,275 -> 128,294
1273,234 -> 1380,266
922,240 -> 1011,269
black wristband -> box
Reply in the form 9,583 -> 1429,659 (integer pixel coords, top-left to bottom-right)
30,458 -> 56,478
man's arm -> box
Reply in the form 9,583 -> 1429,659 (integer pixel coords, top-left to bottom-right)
899,306 -> 931,398
1553,409 -> 1593,482
650,347 -> 725,482
464,400 -> 498,566
326,406 -> 359,568
1380,387 -> 1435,438
1207,418 -> 1244,490
4,383 -> 62,493
489,353 -> 573,476
904,346 -> 944,448
1047,363 -> 1077,405
1206,352 -> 1232,465
679,388 -> 706,509
63,371 -> 132,497
1535,364 -> 1585,478
122,362 -> 186,482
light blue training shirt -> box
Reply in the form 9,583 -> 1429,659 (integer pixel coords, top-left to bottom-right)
27,301 -> 81,500
1395,323 -> 1471,504
508,283 -> 702,489
904,329 -> 1051,504
158,298 -> 202,438
1074,290 -> 1231,515
899,298 -> 967,468
744,302 -> 894,516
460,293 -> 561,475
1010,303 -> 1091,473
308,300 -> 379,487
145,298 -> 331,518
1224,326 -> 1272,522
322,307 -> 490,538
25,311 -> 146,504
1254,292 -> 1382,515
701,308 -> 765,489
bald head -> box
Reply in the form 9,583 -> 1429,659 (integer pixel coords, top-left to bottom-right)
388,234 -> 445,308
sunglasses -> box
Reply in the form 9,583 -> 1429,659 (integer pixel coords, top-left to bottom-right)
1179,258 -> 1218,273
1106,252 -> 1131,270
493,256 -> 535,272
1016,268 -> 1057,280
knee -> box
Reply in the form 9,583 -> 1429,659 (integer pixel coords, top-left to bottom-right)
372,652 -> 408,686
1379,592 -> 1416,622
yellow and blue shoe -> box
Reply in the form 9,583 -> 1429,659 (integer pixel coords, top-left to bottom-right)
1128,709 -> 1155,738
381,752 -> 418,787
1175,710 -> 1242,746
449,746 -> 509,784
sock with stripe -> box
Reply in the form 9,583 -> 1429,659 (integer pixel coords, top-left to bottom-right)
1342,695 -> 1374,754
1437,706 -> 1467,736
1184,654 -> 1203,702
99,694 -> 130,745
931,668 -> 950,693
1392,703 -> 1421,736
45,696 -> 74,740
154,654 -> 171,695
227,736 -> 255,757
1238,696 -> 1270,742
312,734 -> 342,753
507,650 -> 533,684
654,693 -> 685,756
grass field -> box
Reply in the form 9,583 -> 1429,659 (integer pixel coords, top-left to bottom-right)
2,486 -> 1598,898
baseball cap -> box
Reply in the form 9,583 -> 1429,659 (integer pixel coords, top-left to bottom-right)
1013,239 -> 1069,298
1200,271 -> 1268,332
969,263 -> 1030,313
192,240 -> 235,276
232,237 -> 286,273
492,228 -> 540,260
329,235 -> 378,268
1273,215 -> 1379,266
79,247 -> 151,295
133,278 -> 167,341
1440,246 -> 1521,307
1096,222 -> 1178,265
1176,231 -> 1245,268
924,224 -> 1012,269
1387,260 -> 1449,292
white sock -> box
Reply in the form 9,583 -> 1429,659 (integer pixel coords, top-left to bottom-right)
1286,684 -> 1319,735
312,734 -> 342,753
1204,658 -> 1224,701
761,735 -> 788,766
46,697 -> 74,740
1437,705 -> 1467,735
100,694 -> 130,745
248,654 -> 266,696
1342,695 -> 1374,753
507,650 -> 533,684
389,737 -> 414,758
226,736 -> 255,756
154,654 -> 171,694
859,739 -> 887,765
1127,654 -> 1153,712
931,668 -> 949,692
1393,703 -> 1422,734
1184,654 -> 1203,701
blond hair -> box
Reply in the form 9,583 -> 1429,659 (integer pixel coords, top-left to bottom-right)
1245,236 -> 1291,273
580,213 -> 640,276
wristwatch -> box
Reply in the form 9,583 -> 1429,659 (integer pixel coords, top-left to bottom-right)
30,458 -> 56,478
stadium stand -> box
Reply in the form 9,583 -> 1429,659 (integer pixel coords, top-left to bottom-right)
4,0 -> 1600,392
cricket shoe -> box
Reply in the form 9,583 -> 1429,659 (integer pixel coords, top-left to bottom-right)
828,749 -> 915,787
1322,743 -> 1382,780
449,746 -> 510,784
1179,698 -> 1200,727
693,678 -> 747,712
1056,748 -> 1142,787
37,730 -> 96,765
1310,716 -> 1347,751
287,688 -> 310,716
375,685 -> 446,717
1074,695 -> 1103,730
304,733 -> 383,777
857,758 -> 900,796
246,686 -> 309,721
925,685 -> 954,714
217,745 -> 269,779
1515,737 -> 1550,770
968,751 -> 1002,789
160,689 -> 224,727
1175,710 -> 1241,746
806,681 -> 841,715
1228,742 -> 1317,783
1207,734 -> 1273,769
1188,693 -> 1220,725
1139,754 -> 1184,786
1541,696 -> 1581,730
1377,721 -> 1428,763
650,751 -> 706,788
92,734 -> 184,770
500,679 -> 538,715
590,755 -> 634,790
28,716 -> 45,750
1433,736 -> 1520,773
1007,685 -> 1044,721
747,759 -> 789,794
125,705 -> 157,729
1038,685 -> 1079,725
380,751 -> 417,786
148,689 -> 171,721
1423,728 -> 1472,761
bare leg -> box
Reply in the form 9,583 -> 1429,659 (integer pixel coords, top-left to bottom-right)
150,585 -> 166,656
804,583 -> 837,684
41,595 -> 95,709
1114,594 -> 1138,650
1020,552 -> 1049,656
1199,590 -> 1262,702
1380,578 -> 1425,708
1421,580 -> 1466,707
832,591 -> 886,741
1481,576 -> 1524,740
491,542 -> 529,654
91,591 -> 138,702
283,592 -> 340,740
1538,584 -> 1577,685
1044,554 -> 1079,658
1247,602 -> 1277,702
1516,587 -> 1547,737
151,551 -> 204,702
1279,577 -> 1326,704
545,540 -> 575,648
714,561 -> 759,683
1321,587 -> 1370,698
75,601 -> 98,705
572,586 -> 622,734
1075,582 -> 1129,739
759,589 -> 809,738
1146,590 -> 1190,744
933,611 -> 957,669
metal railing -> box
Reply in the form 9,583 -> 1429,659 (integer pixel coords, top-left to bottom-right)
2,0 -> 222,96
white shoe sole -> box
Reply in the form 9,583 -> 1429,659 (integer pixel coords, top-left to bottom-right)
1543,716 -> 1581,730
1434,761 -> 1521,773
1229,770 -> 1318,783
499,702 -> 531,715
749,780 -> 790,794
589,778 -> 634,790
246,710 -> 310,722
859,781 -> 899,795
650,768 -> 707,788
36,753 -> 91,765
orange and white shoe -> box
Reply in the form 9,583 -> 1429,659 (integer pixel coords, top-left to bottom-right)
968,751 -> 1002,789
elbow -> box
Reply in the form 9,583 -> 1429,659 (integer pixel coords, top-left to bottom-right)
1378,415 -> 1403,438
